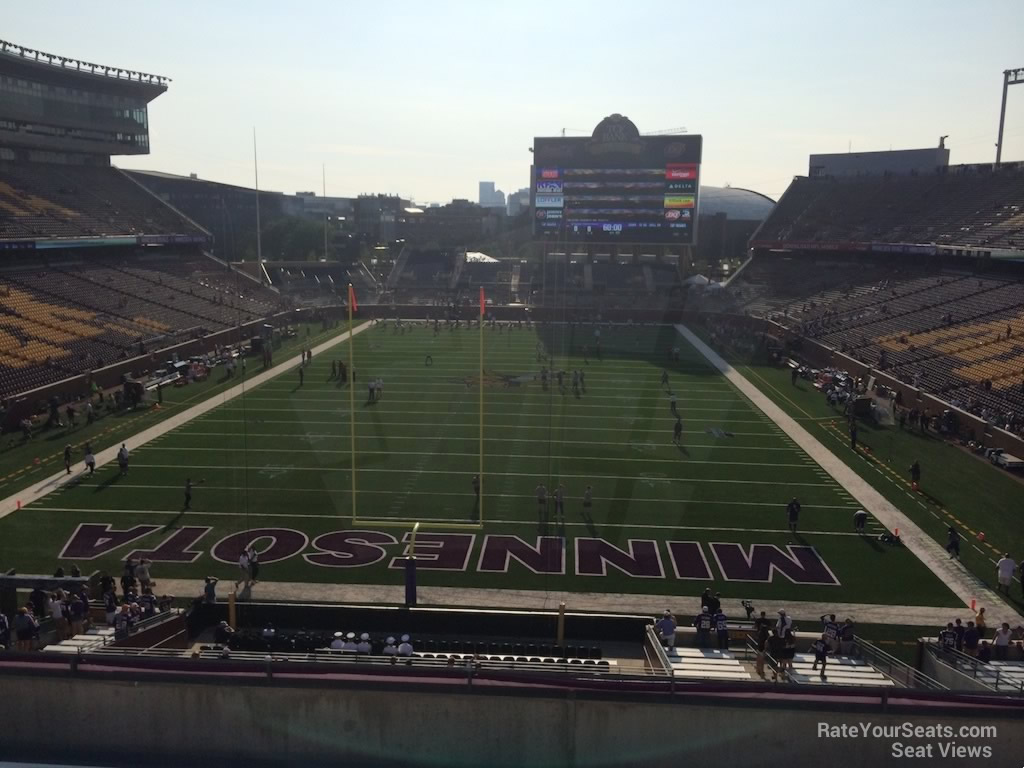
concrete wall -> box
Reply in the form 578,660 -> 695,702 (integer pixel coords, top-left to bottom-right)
0,673 -> 1020,767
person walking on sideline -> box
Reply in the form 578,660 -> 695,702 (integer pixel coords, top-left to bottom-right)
786,497 -> 801,534
853,509 -> 868,533
996,553 -> 1016,596
910,460 -> 921,490
63,443 -> 73,474
946,526 -> 961,560
117,444 -> 129,475
236,549 -> 250,589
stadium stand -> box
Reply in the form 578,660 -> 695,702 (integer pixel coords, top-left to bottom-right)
730,258 -> 1024,436
0,253 -> 283,397
757,163 -> 1024,249
0,161 -> 205,239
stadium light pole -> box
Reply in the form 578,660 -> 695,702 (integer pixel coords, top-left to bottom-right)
995,67 -> 1024,164
322,164 -> 329,261
253,128 -> 262,262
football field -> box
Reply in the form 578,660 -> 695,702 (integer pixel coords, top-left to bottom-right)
0,321 -> 961,608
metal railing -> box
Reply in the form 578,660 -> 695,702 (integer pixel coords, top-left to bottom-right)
853,636 -> 945,690
925,642 -> 1024,696
43,609 -> 182,653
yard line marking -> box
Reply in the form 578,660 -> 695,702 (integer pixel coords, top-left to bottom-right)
207,405 -> 771,421
154,432 -> 805,452
134,446 -> 814,469
24,505 -> 873,535
124,463 -> 837,486
186,417 -> 782,437
27,486 -> 861,508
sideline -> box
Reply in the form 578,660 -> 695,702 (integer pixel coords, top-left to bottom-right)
675,323 -> 1023,628
156,577 -> 961,627
0,322 -> 371,520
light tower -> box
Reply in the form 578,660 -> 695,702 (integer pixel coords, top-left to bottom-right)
995,67 -> 1024,164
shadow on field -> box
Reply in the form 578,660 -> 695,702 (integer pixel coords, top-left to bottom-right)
858,534 -> 884,553
93,470 -> 122,493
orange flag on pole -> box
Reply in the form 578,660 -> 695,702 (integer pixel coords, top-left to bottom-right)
479,286 -> 485,318
348,284 -> 358,312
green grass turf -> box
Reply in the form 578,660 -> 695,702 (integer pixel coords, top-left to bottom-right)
0,322 -> 962,608
713,336 -> 1024,614
0,321 -> 343,490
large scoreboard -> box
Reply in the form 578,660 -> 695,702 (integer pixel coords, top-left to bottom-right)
532,115 -> 702,244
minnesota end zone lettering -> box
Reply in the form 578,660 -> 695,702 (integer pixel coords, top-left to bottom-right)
709,543 -> 840,585
305,530 -> 398,568
56,524 -> 840,584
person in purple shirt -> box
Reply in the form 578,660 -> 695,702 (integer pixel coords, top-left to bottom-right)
654,610 -> 677,648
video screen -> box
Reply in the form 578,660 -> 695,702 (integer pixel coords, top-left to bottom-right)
532,134 -> 702,244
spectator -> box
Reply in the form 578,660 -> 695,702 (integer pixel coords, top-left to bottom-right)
821,613 -> 840,653
810,634 -> 831,676
382,636 -> 398,656
775,609 -> 792,637
138,588 -> 157,618
994,623 -> 1012,661
938,622 -> 957,651
49,590 -> 69,641
68,594 -> 86,636
953,618 -> 965,651
752,610 -> 771,634
261,623 -> 276,643
977,641 -> 992,663
343,632 -> 358,652
975,607 -> 987,639
114,604 -> 133,638
996,554 -> 1016,596
121,558 -> 137,595
694,607 -> 712,647
236,550 -> 250,589
357,633 -> 372,654
203,577 -> 218,604
103,584 -> 118,626
214,621 -> 235,645
13,607 -> 37,651
330,631 -> 345,650
839,618 -> 856,655
135,559 -> 152,592
655,610 -> 677,648
247,547 -> 260,585
780,627 -> 797,677
397,634 -> 414,656
0,609 -> 9,649
714,607 -> 729,649
753,622 -> 770,678
963,621 -> 980,657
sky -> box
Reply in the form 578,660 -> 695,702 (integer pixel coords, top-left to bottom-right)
5,1 -> 1023,203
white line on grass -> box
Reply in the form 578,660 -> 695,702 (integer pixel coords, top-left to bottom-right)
134,445 -> 814,469
153,432 -> 805,452
125,463 -> 838,486
42,484 -> 859,509
24,505 -> 870,535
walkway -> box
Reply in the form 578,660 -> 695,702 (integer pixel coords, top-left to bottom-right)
158,577 -> 970,627
0,322 -> 370,520
675,323 -> 1023,629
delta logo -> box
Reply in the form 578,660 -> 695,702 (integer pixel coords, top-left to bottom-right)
540,168 -> 560,180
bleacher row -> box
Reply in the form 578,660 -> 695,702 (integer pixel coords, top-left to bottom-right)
729,258 -> 1024,431
0,255 -> 282,397
667,647 -> 895,686
758,165 -> 1024,250
0,161 -> 203,240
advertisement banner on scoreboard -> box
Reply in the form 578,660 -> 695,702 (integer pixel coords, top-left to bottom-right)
663,195 -> 696,209
535,195 -> 565,208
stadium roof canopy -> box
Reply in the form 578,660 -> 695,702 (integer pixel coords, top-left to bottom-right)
699,186 -> 775,221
